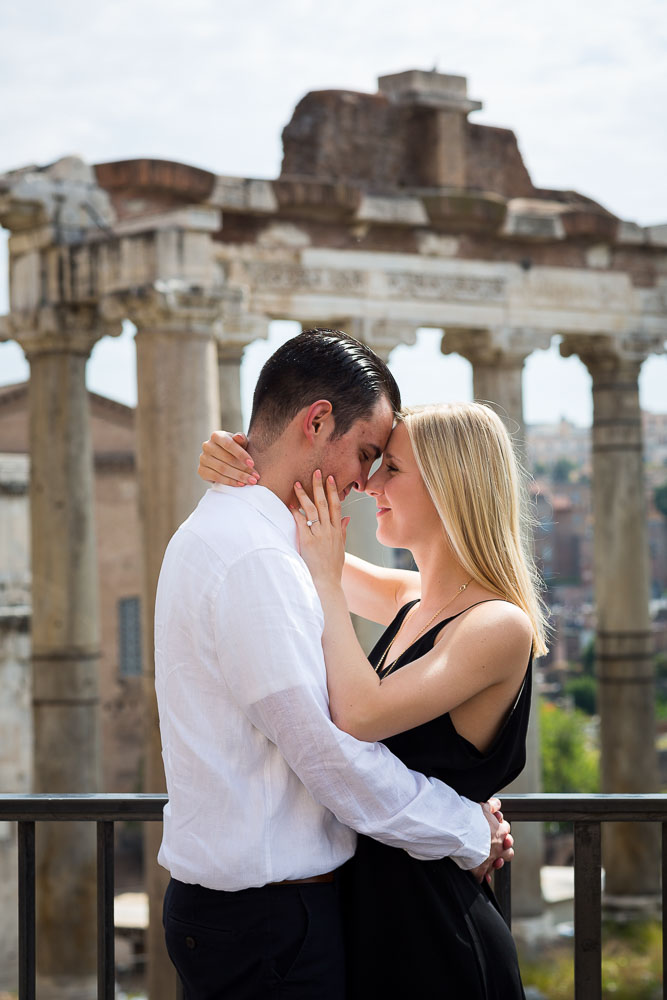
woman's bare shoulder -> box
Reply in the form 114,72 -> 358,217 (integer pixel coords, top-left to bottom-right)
439,598 -> 533,669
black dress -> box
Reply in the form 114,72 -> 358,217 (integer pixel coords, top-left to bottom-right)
341,601 -> 531,1000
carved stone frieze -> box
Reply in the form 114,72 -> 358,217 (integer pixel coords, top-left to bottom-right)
246,261 -> 366,295
245,260 -> 507,305
386,271 -> 505,302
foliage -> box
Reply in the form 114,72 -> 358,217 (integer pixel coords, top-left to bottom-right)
551,457 -> 577,483
519,920 -> 662,999
540,700 -> 599,793
564,674 -> 597,715
654,651 -> 667,681
654,482 -> 667,519
580,637 -> 595,677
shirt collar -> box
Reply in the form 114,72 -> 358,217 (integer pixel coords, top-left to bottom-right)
210,484 -> 297,547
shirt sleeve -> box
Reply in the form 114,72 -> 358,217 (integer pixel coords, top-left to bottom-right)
214,547 -> 490,868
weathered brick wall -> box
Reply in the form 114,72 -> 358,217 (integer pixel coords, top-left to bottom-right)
280,87 -> 539,197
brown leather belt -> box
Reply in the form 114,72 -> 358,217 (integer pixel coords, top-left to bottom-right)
271,871 -> 336,886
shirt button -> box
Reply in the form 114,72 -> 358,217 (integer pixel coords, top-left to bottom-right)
185,936 -> 196,950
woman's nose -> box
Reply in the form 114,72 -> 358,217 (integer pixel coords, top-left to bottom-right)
365,470 -> 380,496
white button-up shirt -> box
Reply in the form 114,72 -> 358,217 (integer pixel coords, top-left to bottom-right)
155,484 -> 490,890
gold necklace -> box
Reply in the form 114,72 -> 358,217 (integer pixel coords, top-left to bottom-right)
374,579 -> 473,679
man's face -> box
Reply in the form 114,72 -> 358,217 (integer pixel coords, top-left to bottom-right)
312,397 -> 394,500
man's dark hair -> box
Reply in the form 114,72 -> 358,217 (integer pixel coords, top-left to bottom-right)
248,328 -> 401,444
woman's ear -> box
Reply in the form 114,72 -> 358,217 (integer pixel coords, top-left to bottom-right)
302,400 -> 334,443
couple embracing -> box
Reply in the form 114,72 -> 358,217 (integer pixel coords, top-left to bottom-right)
155,328 -> 546,999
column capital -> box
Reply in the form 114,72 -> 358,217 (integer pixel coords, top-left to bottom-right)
442,326 -> 552,366
563,334 -> 653,457
10,304 -> 121,359
344,318 -> 418,360
217,285 -> 269,356
560,331 -> 665,376
104,282 -> 226,339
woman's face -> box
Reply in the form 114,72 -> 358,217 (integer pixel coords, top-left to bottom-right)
365,422 -> 442,551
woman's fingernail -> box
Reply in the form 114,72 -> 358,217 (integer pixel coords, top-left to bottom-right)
328,475 -> 335,484
248,476 -> 257,485
315,469 -> 322,479
246,459 -> 254,467
295,482 -> 302,490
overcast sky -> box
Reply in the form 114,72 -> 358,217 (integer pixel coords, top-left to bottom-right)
1,0 -> 666,424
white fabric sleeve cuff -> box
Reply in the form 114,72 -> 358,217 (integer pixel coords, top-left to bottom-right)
405,796 -> 490,869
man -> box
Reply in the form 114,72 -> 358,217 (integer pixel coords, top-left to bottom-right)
156,329 -> 512,999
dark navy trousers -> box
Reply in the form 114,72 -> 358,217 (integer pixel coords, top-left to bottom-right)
163,877 -> 346,999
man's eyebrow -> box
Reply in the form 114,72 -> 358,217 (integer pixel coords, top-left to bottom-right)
367,444 -> 383,460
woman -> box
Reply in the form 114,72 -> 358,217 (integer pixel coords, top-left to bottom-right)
198,402 -> 548,999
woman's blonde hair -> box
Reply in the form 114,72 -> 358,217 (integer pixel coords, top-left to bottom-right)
400,402 -> 548,657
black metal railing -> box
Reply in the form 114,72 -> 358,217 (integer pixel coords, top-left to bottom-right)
2,792 -> 667,1000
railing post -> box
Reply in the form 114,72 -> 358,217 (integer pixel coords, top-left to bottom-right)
18,820 -> 36,1000
662,823 -> 667,1000
574,821 -> 602,1000
97,821 -> 115,1000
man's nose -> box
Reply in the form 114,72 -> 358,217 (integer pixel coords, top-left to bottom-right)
365,471 -> 379,496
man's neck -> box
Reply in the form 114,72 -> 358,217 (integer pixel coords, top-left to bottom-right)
247,439 -> 298,509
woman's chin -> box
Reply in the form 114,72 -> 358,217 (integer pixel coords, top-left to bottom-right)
375,520 -> 397,548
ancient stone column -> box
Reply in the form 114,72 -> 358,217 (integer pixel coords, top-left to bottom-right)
562,334 -> 661,900
16,308 -> 110,1000
442,326 -> 551,919
217,345 -> 245,431
441,327 -> 551,442
217,311 -> 268,430
130,286 -> 221,1000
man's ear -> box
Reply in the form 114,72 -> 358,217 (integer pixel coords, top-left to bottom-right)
302,400 -> 334,443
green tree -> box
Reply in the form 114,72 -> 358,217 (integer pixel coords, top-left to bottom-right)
655,483 -> 667,519
581,637 -> 595,677
540,700 -> 599,793
565,675 -> 597,715
551,457 -> 577,483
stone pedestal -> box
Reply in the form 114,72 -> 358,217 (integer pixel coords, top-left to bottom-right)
19,318 -> 105,1000
132,289 -> 221,1000
442,326 -> 549,917
562,335 -> 660,898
